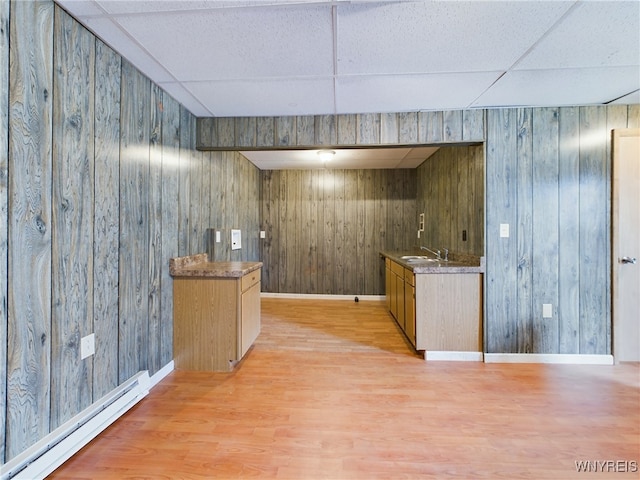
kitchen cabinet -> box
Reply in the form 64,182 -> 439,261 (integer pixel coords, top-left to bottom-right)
385,258 -> 406,326
415,273 -> 482,352
404,269 -> 416,345
384,255 -> 482,353
385,258 -> 413,345
240,268 -> 261,358
170,254 -> 262,371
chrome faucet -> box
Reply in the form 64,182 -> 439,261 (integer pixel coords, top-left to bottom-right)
420,246 -> 441,260
442,248 -> 449,262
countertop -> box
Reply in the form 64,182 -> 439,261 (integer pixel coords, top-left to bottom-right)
170,253 -> 263,278
381,250 -> 485,274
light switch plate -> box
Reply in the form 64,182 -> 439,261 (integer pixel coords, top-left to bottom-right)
81,333 -> 95,359
231,229 -> 241,250
260,230 -> 266,239
543,304 -> 553,318
500,223 -> 510,238
215,230 -> 221,243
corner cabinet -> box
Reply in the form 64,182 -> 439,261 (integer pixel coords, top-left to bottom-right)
171,255 -> 262,372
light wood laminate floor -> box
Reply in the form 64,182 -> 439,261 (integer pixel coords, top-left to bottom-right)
50,298 -> 640,479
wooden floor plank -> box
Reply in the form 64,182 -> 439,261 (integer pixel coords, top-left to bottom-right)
49,298 -> 640,479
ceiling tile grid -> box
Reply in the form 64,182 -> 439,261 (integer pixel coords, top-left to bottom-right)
55,0 -> 639,119
335,1 -> 576,75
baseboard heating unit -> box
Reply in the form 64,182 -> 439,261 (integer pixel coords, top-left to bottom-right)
1,370 -> 150,480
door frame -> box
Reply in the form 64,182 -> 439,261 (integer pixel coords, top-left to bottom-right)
611,128 -> 640,363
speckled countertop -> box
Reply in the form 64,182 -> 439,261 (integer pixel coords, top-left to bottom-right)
381,250 -> 485,274
170,253 -> 262,278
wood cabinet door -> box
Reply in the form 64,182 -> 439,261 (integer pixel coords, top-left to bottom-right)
396,273 -> 405,330
385,265 -> 392,312
405,283 -> 416,346
240,281 -> 261,358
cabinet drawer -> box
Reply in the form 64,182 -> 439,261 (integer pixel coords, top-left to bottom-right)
241,269 -> 261,292
404,268 -> 415,286
390,260 -> 404,276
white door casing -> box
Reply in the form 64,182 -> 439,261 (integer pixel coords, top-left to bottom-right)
612,128 -> 640,363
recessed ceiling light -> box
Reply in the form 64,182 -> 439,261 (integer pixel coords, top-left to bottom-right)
317,150 -> 336,162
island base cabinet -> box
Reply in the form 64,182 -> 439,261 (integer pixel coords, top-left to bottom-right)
173,269 -> 261,372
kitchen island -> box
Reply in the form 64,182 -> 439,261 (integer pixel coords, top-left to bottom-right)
170,253 -> 262,371
381,250 -> 484,360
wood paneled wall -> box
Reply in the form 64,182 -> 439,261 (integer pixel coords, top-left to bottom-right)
205,151 -> 261,262
260,169 -> 416,295
200,104 -> 639,357
259,147 -> 483,296
7,0 -> 53,458
2,0 -> 639,465
416,145 -> 484,256
1,2 -> 260,462
0,0 -> 8,463
197,110 -> 485,149
485,106 -> 639,354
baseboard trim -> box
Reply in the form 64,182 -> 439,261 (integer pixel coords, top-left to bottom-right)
261,293 -> 385,301
484,353 -> 614,365
149,360 -> 174,388
2,361 -> 175,480
2,371 -> 150,480
425,351 -> 484,362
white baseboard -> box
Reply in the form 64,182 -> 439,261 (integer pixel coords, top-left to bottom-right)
425,351 -> 484,362
149,360 -> 174,388
484,353 -> 614,365
1,361 -> 174,480
261,293 -> 385,301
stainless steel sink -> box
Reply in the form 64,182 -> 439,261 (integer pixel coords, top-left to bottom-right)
400,255 -> 439,263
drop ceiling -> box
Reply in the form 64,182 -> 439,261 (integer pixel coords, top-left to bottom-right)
55,0 -> 640,169
241,145 -> 441,169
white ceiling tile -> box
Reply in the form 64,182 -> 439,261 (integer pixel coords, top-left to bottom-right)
95,0 -> 221,14
336,72 -> 502,114
611,89 -> 640,104
95,0 -> 335,15
113,5 -> 334,81
77,16 -> 176,83
157,82 -> 212,117
57,0 -> 640,130
55,0 -> 105,17
186,77 -> 335,117
473,67 -> 640,108
336,1 -> 574,75
516,1 -> 640,70
241,147 -> 439,170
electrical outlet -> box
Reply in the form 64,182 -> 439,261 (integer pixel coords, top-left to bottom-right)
81,333 -> 95,359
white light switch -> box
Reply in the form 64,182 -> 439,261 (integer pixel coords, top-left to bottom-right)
260,230 -> 266,239
215,230 -> 221,243
542,304 -> 553,318
81,333 -> 95,359
500,223 -> 510,238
